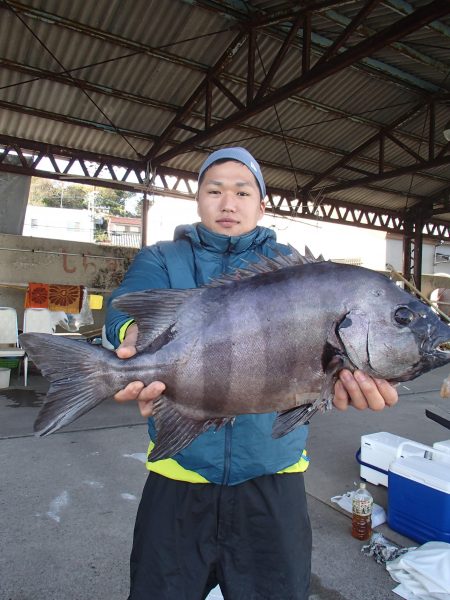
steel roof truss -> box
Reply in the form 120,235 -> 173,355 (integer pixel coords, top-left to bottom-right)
153,0 -> 450,165
320,148 -> 450,193
2,134 -> 450,240
303,99 -> 428,191
305,98 -> 450,194
315,0 -> 382,67
146,32 -> 247,160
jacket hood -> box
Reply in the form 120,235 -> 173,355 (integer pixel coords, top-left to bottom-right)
173,222 -> 277,254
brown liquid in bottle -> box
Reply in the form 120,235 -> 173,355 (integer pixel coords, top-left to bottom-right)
351,482 -> 373,541
351,514 -> 372,541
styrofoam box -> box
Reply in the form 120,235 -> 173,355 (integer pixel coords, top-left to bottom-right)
388,456 -> 450,543
359,432 -> 413,487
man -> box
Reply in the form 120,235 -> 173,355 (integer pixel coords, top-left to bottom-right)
106,147 -> 398,600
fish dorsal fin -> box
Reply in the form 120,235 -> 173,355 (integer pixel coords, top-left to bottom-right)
112,288 -> 202,352
208,245 -> 324,286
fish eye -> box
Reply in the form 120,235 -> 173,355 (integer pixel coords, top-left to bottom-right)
394,306 -> 414,326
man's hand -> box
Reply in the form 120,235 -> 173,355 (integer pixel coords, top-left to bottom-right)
333,369 -> 398,412
114,323 -> 166,417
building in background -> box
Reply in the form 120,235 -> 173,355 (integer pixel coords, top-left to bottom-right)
103,215 -> 141,248
23,205 -> 95,243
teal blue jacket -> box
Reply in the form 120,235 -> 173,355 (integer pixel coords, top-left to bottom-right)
105,223 -> 309,485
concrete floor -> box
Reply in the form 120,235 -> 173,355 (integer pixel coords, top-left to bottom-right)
1,361 -> 449,600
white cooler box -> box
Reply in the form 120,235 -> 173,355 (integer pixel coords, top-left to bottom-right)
357,432 -> 416,486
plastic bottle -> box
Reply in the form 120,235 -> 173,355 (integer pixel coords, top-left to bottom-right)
351,482 -> 373,541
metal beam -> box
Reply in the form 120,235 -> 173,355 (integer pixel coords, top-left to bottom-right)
237,1 -> 355,29
0,58 -> 182,114
153,0 -> 450,164
0,99 -> 157,147
323,7 -> 450,76
403,209 -> 425,288
255,11 -> 305,101
320,153 -> 450,193
1,0 -> 214,74
2,134 -> 450,240
145,32 -> 247,160
303,100 -> 428,191
1,130 -> 442,211
0,133 -> 429,204
384,0 -> 450,38
316,0 -> 382,66
267,189 -> 450,240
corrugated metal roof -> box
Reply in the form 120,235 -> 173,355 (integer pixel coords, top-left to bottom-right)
0,0 -> 449,226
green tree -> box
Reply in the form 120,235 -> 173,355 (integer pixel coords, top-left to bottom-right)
59,184 -> 89,209
29,179 -> 89,209
29,178 -> 140,214
92,188 -> 135,216
29,179 -> 61,206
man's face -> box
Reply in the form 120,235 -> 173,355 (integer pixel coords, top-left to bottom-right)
197,161 -> 266,236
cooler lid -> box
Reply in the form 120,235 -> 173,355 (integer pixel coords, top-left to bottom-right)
389,457 -> 450,493
361,432 -> 412,450
433,440 -> 450,454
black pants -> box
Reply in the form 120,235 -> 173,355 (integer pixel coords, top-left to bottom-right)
128,471 -> 311,600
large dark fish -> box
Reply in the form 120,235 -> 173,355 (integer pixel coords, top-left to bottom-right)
19,251 -> 450,460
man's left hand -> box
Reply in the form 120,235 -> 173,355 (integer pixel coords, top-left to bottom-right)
333,369 -> 398,411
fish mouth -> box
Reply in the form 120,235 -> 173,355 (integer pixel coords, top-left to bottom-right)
420,338 -> 450,369
434,341 -> 450,355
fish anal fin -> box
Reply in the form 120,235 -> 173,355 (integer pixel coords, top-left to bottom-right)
150,396 -> 231,461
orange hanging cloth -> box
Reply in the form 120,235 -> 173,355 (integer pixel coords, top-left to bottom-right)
25,283 -> 49,309
48,284 -> 83,314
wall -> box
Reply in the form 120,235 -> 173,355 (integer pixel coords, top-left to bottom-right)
0,233 -> 137,332
0,173 -> 30,235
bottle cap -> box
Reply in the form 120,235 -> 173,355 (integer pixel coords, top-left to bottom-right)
360,482 -> 366,489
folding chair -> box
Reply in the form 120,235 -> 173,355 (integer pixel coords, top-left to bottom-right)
0,307 -> 26,384
23,308 -> 55,386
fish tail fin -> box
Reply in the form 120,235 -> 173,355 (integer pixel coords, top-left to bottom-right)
19,333 -> 113,436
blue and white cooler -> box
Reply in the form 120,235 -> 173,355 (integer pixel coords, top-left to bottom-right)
357,432 -> 414,487
388,441 -> 450,544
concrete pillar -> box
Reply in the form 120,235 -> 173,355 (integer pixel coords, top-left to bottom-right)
0,173 -> 31,234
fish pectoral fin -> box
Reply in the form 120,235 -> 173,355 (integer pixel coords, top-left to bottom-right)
112,288 -> 203,352
320,354 -> 352,411
273,355 -> 353,439
272,405 -> 317,438
150,396 -> 231,461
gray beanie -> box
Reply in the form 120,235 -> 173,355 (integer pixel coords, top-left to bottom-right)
198,147 -> 266,198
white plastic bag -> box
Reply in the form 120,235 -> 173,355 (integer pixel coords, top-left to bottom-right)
386,541 -> 450,599
330,490 -> 387,527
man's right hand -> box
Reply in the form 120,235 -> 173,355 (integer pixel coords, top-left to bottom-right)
114,323 -> 166,417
